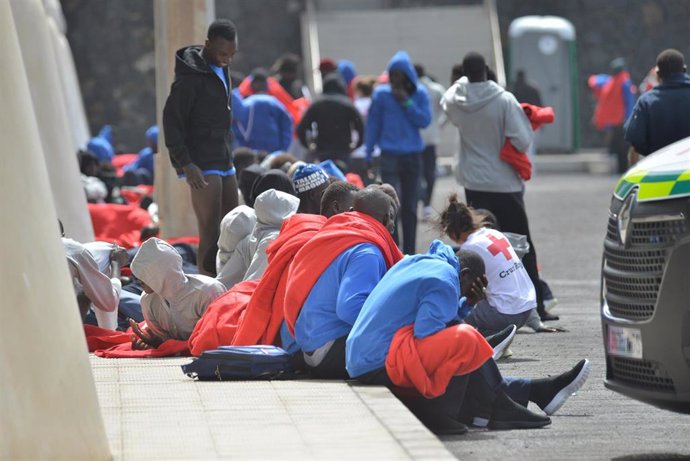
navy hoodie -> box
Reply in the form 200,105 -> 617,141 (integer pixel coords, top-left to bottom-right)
365,51 -> 431,159
625,73 -> 690,156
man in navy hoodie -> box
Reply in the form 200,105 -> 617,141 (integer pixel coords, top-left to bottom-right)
365,51 -> 431,254
625,49 -> 690,164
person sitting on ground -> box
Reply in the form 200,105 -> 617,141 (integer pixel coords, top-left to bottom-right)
230,147 -> 258,184
347,243 -> 590,434
320,181 -> 359,218
129,238 -> 226,349
439,194 -> 535,336
283,186 -> 402,378
238,164 -> 266,206
215,205 -> 256,278
232,68 -> 293,154
216,189 -> 299,290
61,220 -> 128,330
123,125 -> 158,186
78,149 -> 108,203
248,169 -> 297,207
292,163 -> 331,214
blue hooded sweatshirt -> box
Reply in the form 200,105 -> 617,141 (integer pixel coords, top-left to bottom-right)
365,51 -> 431,159
294,243 -> 387,353
625,73 -> 690,156
346,240 -> 464,378
231,89 -> 293,153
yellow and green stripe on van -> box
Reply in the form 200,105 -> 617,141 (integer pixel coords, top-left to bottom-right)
615,169 -> 690,202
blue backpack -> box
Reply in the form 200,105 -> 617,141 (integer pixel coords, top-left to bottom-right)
182,345 -> 295,381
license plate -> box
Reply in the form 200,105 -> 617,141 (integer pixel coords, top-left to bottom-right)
607,325 -> 643,359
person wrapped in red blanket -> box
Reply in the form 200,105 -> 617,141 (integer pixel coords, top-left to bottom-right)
499,103 -> 555,181
188,180 -> 360,355
283,186 -> 403,379
346,243 -> 560,434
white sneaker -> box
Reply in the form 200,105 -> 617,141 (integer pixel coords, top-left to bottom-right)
421,205 -> 434,222
544,297 -> 559,313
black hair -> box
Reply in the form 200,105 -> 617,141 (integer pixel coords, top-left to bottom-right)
207,19 -> 236,42
232,147 -> 258,174
355,76 -> 376,97
474,208 -> 499,230
657,49 -> 685,77
268,153 -> 298,172
457,249 -> 486,281
437,193 -> 481,240
450,63 -> 464,84
77,149 -> 99,175
414,63 -> 425,78
250,169 -> 296,206
274,53 -> 300,74
320,181 -> 359,217
251,67 -> 269,83
462,52 -> 487,82
353,186 -> 393,224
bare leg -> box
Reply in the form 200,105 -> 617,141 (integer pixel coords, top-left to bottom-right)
221,174 -> 239,218
190,175 -> 223,276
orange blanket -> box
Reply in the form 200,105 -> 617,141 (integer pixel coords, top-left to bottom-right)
187,214 -> 326,356
385,324 -> 493,398
283,212 -> 403,335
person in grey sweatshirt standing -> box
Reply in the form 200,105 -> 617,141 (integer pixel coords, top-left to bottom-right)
441,52 -> 557,322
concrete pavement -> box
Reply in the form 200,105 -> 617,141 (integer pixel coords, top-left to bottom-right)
423,173 -> 690,460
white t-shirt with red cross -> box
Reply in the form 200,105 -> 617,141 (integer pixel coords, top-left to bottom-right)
461,227 -> 536,315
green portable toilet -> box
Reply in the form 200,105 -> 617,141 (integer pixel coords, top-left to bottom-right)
508,16 -> 580,152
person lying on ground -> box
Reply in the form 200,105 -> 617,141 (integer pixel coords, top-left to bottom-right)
129,238 -> 225,349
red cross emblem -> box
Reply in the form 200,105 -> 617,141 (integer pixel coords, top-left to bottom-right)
487,234 -> 513,261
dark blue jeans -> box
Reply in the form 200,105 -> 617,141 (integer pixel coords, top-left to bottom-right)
380,152 -> 422,254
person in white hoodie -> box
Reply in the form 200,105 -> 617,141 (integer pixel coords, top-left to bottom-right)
215,205 -> 257,276
216,188 -> 300,289
129,238 -> 225,348
441,52 -> 556,323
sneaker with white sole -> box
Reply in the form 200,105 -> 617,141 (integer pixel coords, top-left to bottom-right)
539,359 -> 591,415
487,324 -> 517,361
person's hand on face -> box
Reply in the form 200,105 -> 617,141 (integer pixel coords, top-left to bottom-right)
182,164 -> 209,190
465,274 -> 488,306
392,86 -> 409,102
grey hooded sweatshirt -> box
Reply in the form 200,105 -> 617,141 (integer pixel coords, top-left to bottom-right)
216,189 -> 300,290
441,77 -> 533,193
131,238 -> 225,341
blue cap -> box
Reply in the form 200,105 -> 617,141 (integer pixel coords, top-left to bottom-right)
292,163 -> 329,194
145,125 -> 158,144
319,159 -> 346,181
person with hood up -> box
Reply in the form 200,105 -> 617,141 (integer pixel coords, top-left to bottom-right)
441,52 -> 556,323
129,238 -> 226,349
296,74 -> 364,163
365,50 -> 431,255
216,189 -> 300,290
215,205 -> 256,277
162,19 -> 239,277
337,59 -> 358,99
232,68 -> 293,153
347,243 -> 589,435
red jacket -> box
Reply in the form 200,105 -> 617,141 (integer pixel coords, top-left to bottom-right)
499,103 -> 555,181
283,212 -> 403,335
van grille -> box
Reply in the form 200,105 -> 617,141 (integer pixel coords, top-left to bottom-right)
610,357 -> 675,393
602,213 -> 685,321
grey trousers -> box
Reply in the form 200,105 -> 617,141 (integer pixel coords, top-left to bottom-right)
464,301 -> 533,336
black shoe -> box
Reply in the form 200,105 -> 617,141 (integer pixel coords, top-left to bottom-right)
426,417 -> 469,436
540,313 -> 560,322
488,391 -> 551,430
532,359 -> 591,415
485,324 -> 517,361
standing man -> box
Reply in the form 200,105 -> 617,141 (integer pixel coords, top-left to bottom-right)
366,50 -> 431,254
163,19 -> 239,276
588,57 -> 636,174
625,49 -> 690,165
414,64 -> 446,222
441,52 -> 556,322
